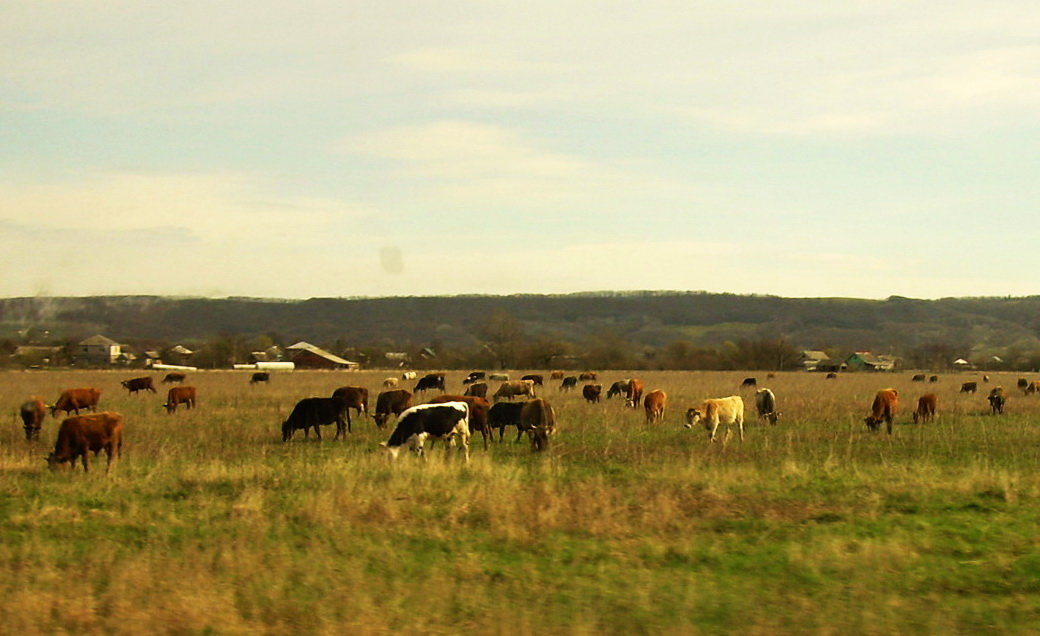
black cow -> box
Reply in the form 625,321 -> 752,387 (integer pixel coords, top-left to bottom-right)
463,371 -> 486,385
250,372 -> 270,385
381,402 -> 470,461
911,374 -> 926,382
741,377 -> 757,388
281,396 -> 352,441
162,372 -> 186,384
489,401 -> 526,442
121,377 -> 157,394
960,382 -> 978,394
521,374 -> 544,387
413,373 -> 446,394
560,376 -> 578,392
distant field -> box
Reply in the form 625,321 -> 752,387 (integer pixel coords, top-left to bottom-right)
3,369 -> 1040,633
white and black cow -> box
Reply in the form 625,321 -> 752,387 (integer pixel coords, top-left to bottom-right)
754,388 -> 780,425
381,401 -> 471,461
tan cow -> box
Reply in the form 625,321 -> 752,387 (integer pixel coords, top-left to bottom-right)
643,390 -> 667,424
685,396 -> 745,442
493,380 -> 536,401
864,388 -> 898,433
382,377 -> 400,388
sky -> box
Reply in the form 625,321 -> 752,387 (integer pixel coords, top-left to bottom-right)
2,1 -> 1039,300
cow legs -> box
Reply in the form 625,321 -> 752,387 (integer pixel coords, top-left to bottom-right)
737,418 -> 745,442
81,452 -> 90,473
708,422 -> 720,443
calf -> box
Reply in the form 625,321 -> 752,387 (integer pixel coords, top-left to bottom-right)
520,398 -> 556,451
560,376 -> 578,392
51,388 -> 101,417
913,393 -> 937,424
582,384 -> 602,403
685,396 -> 745,443
374,389 -> 413,429
754,388 -> 780,425
20,396 -> 46,441
864,388 -> 899,434
493,380 -> 536,401
489,401 -> 526,442
282,396 -> 352,441
381,402 -> 470,462
413,373 -> 446,394
988,387 -> 1007,415
162,372 -> 186,384
121,377 -> 157,395
430,394 -> 492,449
250,372 -> 270,385
643,390 -> 667,424
46,411 -> 123,473
331,386 -> 369,419
960,382 -> 977,394
464,382 -> 488,398
164,386 -> 197,414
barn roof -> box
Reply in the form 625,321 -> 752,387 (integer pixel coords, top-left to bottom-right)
80,334 -> 119,346
287,341 -> 356,366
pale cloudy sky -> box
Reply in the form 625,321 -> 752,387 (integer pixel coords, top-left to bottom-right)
2,2 -> 1038,299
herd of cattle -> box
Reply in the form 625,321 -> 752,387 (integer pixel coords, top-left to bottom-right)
15,368 -> 1037,472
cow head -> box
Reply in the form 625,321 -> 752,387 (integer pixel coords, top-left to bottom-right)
44,453 -> 67,470
864,416 -> 881,431
684,408 -> 703,429
380,442 -> 403,460
281,420 -> 294,442
120,380 -> 130,389
764,411 -> 781,425
373,413 -> 389,429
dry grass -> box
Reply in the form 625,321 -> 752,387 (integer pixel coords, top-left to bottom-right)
2,368 -> 1040,633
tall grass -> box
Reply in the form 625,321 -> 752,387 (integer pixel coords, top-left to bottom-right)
2,369 -> 1040,632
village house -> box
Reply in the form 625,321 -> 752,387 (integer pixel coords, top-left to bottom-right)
75,334 -> 121,366
287,341 -> 359,370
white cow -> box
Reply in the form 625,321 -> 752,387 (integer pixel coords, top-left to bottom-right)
685,396 -> 744,442
754,388 -> 780,425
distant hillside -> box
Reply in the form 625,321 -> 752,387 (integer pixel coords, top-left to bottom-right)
2,293 -> 1040,364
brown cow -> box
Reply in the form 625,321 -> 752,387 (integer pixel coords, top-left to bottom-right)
121,377 -> 156,395
988,387 -> 1007,415
493,380 -> 536,401
374,389 -> 413,429
46,411 -> 123,473
625,378 -> 645,408
911,374 -> 926,382
430,394 -> 493,449
1017,378 -> 1029,391
162,372 -> 186,384
549,370 -> 564,380
250,372 -> 270,385
826,372 -> 838,379
912,394 -> 937,424
51,388 -> 101,417
1025,381 -> 1040,395
164,386 -> 197,414
331,386 -> 369,419
643,390 -> 667,424
20,396 -> 47,440
464,382 -> 488,398
864,388 -> 899,434
582,384 -> 602,403
578,371 -> 598,381
520,398 -> 556,452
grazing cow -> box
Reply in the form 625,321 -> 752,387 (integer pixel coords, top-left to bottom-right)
46,411 -> 123,473
911,374 -> 926,382
162,372 -> 186,384
741,377 -> 757,389
685,396 -> 745,443
20,396 -> 47,441
250,372 -> 270,385
625,378 -> 645,408
929,375 -> 939,383
988,387 -> 1007,415
282,396 -> 352,441
643,390 -> 667,424
374,389 -> 413,429
381,402 -> 470,461
1018,378 -> 1029,390
578,371 -> 598,381
383,377 -> 399,388
960,382 -> 978,394
402,371 -> 417,380
521,374 -> 544,387
121,377 -> 157,395
520,398 -> 556,451
754,388 -> 780,425
464,382 -> 488,398
488,373 -> 510,382
864,388 -> 899,434
463,371 -> 486,385
493,380 -> 536,401
549,370 -> 564,380
413,373 -> 446,394
164,386 -> 197,414
489,401 -> 526,442
766,372 -> 776,379
913,394 -> 937,424
1027,381 -> 1040,395
560,376 -> 578,392
825,372 -> 838,379
582,384 -> 602,403
430,394 -> 492,449
606,380 -> 630,399
51,388 -> 102,417
331,386 -> 369,419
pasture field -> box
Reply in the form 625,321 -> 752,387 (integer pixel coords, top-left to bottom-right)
3,369 -> 1040,633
